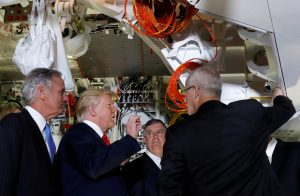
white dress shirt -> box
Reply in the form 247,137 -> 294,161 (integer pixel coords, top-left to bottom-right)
266,137 -> 278,163
146,150 -> 162,169
83,120 -> 104,138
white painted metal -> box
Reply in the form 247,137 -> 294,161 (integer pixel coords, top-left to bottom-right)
194,0 -> 273,32
194,0 -> 300,109
267,0 -> 300,109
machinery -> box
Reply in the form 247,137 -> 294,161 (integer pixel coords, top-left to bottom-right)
65,0 -> 300,140
0,0 -> 300,140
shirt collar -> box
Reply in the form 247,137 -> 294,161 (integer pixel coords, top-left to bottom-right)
266,137 -> 278,163
83,120 -> 104,138
25,106 -> 46,133
146,150 -> 161,169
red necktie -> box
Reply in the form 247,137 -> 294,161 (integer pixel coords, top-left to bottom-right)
102,134 -> 110,145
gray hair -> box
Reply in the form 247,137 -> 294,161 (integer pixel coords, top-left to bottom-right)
21,68 -> 62,105
143,119 -> 167,131
187,66 -> 222,98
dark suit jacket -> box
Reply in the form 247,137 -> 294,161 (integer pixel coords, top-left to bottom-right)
122,153 -> 160,196
271,140 -> 300,196
158,96 -> 295,196
0,110 -> 57,196
57,122 -> 141,196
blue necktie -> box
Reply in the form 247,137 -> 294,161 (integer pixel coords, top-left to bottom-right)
44,123 -> 56,163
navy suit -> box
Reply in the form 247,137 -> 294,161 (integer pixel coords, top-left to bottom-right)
158,96 -> 295,196
0,110 -> 57,196
271,140 -> 300,196
122,153 -> 160,196
57,122 -> 141,196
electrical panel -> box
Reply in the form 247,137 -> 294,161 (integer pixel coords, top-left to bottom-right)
4,3 -> 31,23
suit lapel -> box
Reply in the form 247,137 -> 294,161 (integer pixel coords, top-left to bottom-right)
22,110 -> 53,167
81,123 -> 107,146
143,154 -> 160,175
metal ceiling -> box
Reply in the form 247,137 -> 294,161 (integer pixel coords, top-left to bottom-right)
76,22 -> 170,78
0,21 -> 170,82
0,10 -> 246,82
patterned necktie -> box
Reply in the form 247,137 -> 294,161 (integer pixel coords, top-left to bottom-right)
102,134 -> 110,145
44,123 -> 56,163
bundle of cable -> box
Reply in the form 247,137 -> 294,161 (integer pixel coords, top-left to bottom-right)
124,0 -> 198,38
165,59 -> 202,112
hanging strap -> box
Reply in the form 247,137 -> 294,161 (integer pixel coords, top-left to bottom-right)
29,0 -> 47,39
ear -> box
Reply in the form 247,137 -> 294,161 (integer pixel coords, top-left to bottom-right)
87,106 -> 97,117
193,86 -> 200,99
37,85 -> 47,101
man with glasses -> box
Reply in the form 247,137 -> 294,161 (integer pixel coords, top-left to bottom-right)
158,65 -> 296,196
122,119 -> 166,196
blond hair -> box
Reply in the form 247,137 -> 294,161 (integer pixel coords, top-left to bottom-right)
76,89 -> 115,122
0,101 -> 22,120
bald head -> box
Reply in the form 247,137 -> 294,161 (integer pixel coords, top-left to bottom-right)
185,66 -> 222,115
186,66 -> 222,99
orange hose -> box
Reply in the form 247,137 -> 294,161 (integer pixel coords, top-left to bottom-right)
165,15 -> 219,112
124,0 -> 198,38
165,59 -> 202,112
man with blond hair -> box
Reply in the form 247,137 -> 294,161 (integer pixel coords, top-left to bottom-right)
57,89 -> 141,196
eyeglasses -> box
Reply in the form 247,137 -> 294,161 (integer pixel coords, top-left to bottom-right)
144,129 -> 165,137
179,86 -> 195,94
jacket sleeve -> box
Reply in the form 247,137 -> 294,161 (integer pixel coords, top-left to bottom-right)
64,134 -> 141,179
269,95 -> 296,132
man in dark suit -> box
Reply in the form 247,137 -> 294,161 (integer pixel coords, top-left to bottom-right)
122,119 -> 167,196
157,65 -> 296,196
266,138 -> 300,196
0,68 -> 67,196
57,89 -> 141,196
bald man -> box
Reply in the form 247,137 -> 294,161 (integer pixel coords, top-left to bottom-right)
158,66 -> 295,196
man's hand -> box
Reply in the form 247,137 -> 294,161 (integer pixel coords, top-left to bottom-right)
126,115 -> 141,138
272,87 -> 284,100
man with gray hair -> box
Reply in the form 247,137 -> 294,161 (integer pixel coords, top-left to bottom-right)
158,65 -> 296,196
0,68 -> 67,196
57,88 -> 141,196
